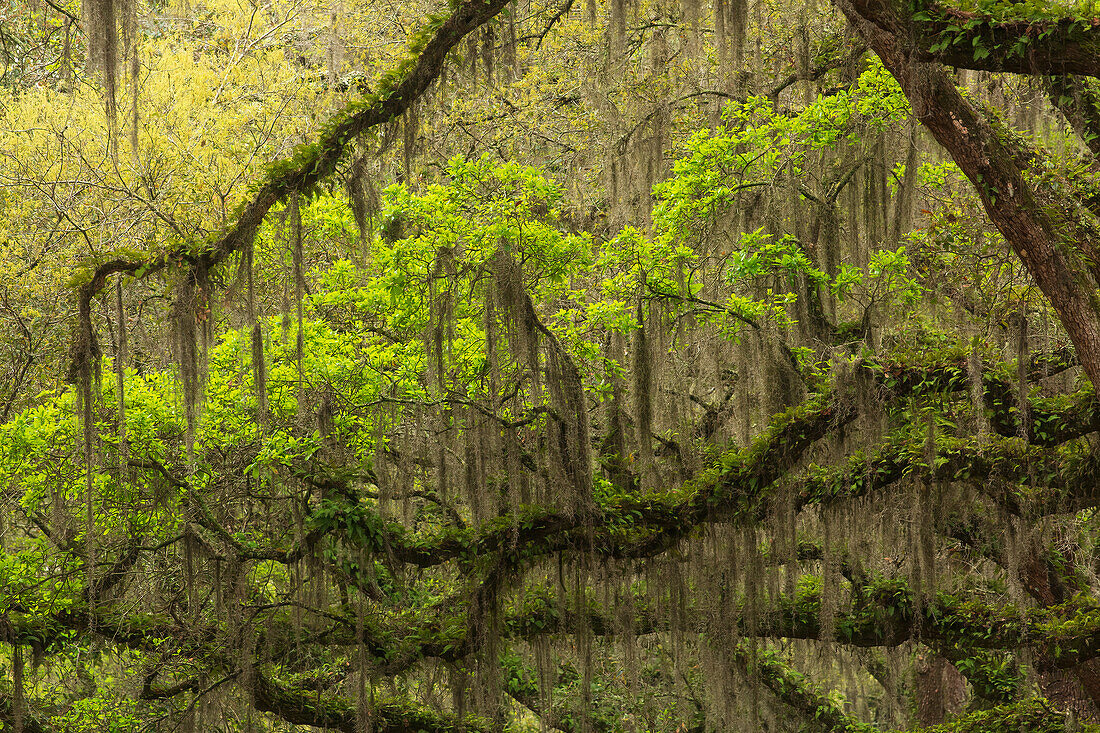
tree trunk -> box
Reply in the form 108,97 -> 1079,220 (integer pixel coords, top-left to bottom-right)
914,652 -> 966,726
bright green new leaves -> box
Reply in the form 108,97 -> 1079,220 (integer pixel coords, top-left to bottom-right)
366,156 -> 594,379
643,58 -> 921,342
653,58 -> 910,245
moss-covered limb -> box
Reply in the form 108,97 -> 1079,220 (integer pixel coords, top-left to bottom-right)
302,389 -> 855,569
40,598 -> 418,703
874,345 -> 1078,392
250,672 -> 358,732
200,0 -> 514,269
26,598 -> 478,733
750,576 -> 1100,672
614,391 -> 857,558
50,606 -> 223,663
864,349 -> 1092,446
796,432 -> 990,505
133,347 -> 1083,580
68,0 -> 516,377
906,698 -> 1071,733
67,258 -> 155,386
181,378 -> 1100,584
86,537 -> 143,603
864,353 -> 974,395
21,587 -> 1081,733
367,574 -> 1090,677
267,591 -> 603,677
797,430 -> 1100,519
488,586 -> 1070,716
1020,388 -> 1100,447
732,644 -> 876,733
1028,345 -> 1080,379
907,4 -> 1100,79
252,670 -> 483,733
288,362 -> 1085,570
503,633 -> 876,733
495,569 -> 1054,673
941,527 -> 1099,693
765,37 -> 868,104
138,673 -> 201,700
833,348 -> 1088,447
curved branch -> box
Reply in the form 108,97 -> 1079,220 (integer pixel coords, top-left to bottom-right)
911,8 -> 1100,78
252,670 -> 485,733
69,0 -> 516,378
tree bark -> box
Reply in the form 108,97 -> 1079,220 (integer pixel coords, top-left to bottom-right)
914,652 -> 966,726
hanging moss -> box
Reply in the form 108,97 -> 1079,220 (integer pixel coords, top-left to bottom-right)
1016,315 -> 1032,441
83,0 -> 139,156
346,156 -> 371,254
477,409 -> 493,518
820,507 -> 837,641
504,10 -> 517,78
403,106 -> 419,185
573,561 -> 594,733
491,251 -> 592,513
650,25 -> 669,78
465,33 -> 479,85
78,333 -> 99,610
681,0 -> 700,61
633,299 -> 654,488
467,573 -> 504,725
715,0 -> 746,85
183,528 -> 196,619
919,413 -> 937,599
729,0 -> 746,70
914,699 -> 1068,733
891,125 -> 920,242
601,332 -> 633,491
171,271 -> 205,461
481,23 -> 495,84
83,0 -> 120,126
11,641 -> 23,733
290,194 -> 307,418
715,0 -> 726,72
240,241 -> 267,426
967,336 -> 988,438
610,0 -> 626,59
114,277 -> 128,473
355,577 -> 372,731
124,0 -> 139,156
236,564 -> 256,697
427,247 -> 456,391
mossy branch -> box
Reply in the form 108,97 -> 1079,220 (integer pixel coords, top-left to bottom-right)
906,2 -> 1100,78
68,0 -> 516,379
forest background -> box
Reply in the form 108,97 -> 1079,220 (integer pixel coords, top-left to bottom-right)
4,0 -> 1100,730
